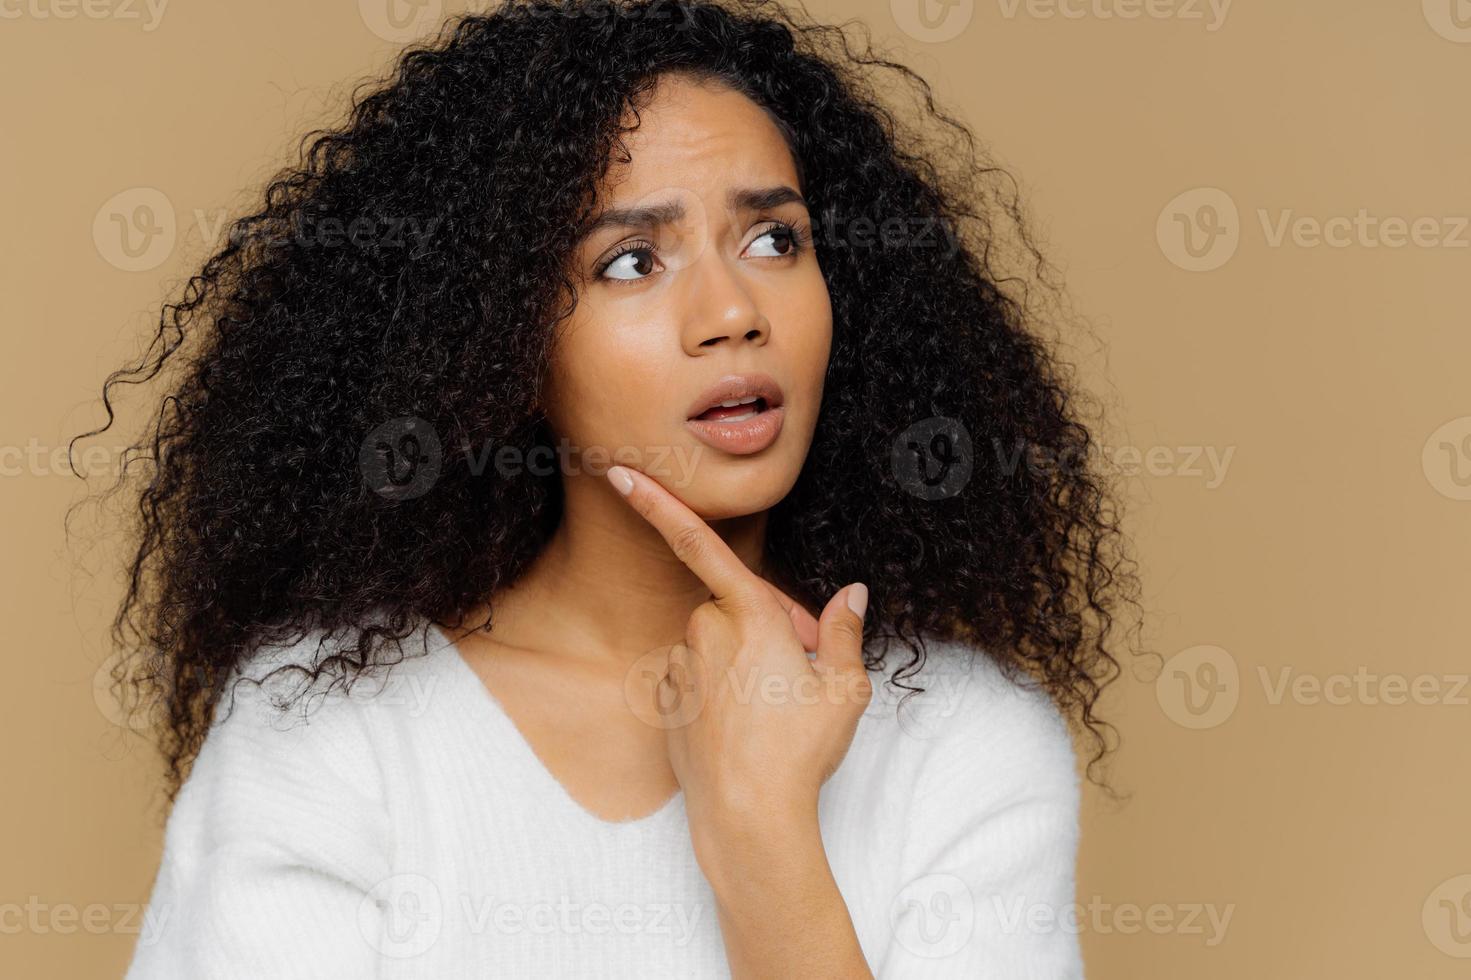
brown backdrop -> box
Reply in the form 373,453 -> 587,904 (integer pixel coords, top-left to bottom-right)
3,1 -> 1468,976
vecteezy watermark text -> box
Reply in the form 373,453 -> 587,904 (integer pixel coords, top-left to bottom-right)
360,416 -> 707,501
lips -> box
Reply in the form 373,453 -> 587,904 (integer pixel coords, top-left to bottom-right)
684,373 -> 787,456
685,373 -> 785,421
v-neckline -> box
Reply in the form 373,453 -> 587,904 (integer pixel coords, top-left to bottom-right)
426,621 -> 686,834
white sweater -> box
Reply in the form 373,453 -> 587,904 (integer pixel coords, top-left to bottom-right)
125,623 -> 1084,979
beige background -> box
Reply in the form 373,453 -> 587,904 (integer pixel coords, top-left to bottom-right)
3,1 -> 1468,976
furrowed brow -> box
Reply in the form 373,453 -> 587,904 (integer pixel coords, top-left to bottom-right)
727,185 -> 807,214
582,186 -> 807,237
583,200 -> 687,237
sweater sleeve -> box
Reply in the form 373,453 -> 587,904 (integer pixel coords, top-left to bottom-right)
125,646 -> 393,979
876,661 -> 1085,980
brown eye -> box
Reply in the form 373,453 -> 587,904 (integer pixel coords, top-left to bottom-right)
600,245 -> 657,281
747,223 -> 803,259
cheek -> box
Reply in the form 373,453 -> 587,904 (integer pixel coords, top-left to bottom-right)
788,295 -> 834,410
546,318 -> 676,447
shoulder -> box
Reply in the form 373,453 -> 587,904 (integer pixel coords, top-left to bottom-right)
853,634 -> 1081,833
862,637 -> 1086,975
865,634 -> 1077,782
212,628 -> 371,745
216,620 -> 445,733
186,623 -> 443,813
133,631 -> 412,973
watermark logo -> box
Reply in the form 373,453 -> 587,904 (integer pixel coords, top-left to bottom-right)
1097,441 -> 1236,488
1424,874 -> 1471,957
891,0 -> 976,43
1160,188 -> 1470,269
1155,644 -> 1239,729
1422,415 -> 1471,501
360,873 -> 442,958
809,210 -> 961,260
359,0 -> 443,43
872,665 -> 975,738
1257,209 -> 1469,250
92,187 -> 441,274
1157,187 -> 1239,272
0,0 -> 169,30
891,417 -> 974,500
0,897 -> 171,941
93,187 -> 176,273
7,438 -> 126,479
624,643 -> 707,731
996,0 -> 1231,31
344,670 -> 439,719
623,644 -> 875,731
1422,0 -> 1471,43
235,212 -> 442,252
359,417 -> 714,501
890,872 -> 975,958
458,438 -> 704,487
1258,667 -> 1468,708
460,896 -> 703,943
1157,647 -> 1468,727
991,895 -> 1233,945
360,417 -> 442,501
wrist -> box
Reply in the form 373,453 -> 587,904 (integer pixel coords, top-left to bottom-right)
690,792 -> 826,894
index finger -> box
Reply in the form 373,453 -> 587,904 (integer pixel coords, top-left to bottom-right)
606,464 -> 765,607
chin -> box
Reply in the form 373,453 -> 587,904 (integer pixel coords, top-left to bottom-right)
659,454 -> 803,522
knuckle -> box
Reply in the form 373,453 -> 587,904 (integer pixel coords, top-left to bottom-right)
829,613 -> 865,645
719,585 -> 768,618
669,525 -> 706,565
664,642 -> 691,670
633,497 -> 661,526
686,603 -> 722,642
663,659 -> 694,691
661,644 -> 700,694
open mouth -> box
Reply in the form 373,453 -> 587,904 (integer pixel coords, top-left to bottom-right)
684,374 -> 787,456
690,396 -> 772,424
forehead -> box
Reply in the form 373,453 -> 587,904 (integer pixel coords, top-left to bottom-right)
600,74 -> 800,203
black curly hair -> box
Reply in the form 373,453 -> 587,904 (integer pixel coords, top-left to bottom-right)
75,0 -> 1144,800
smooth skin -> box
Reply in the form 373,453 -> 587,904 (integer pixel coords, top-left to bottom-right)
450,72 -> 874,976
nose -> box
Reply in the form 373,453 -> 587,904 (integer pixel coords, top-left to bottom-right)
679,249 -> 771,354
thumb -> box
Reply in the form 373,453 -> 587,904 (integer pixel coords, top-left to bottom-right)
812,582 -> 868,673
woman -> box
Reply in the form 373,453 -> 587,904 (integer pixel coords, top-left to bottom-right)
89,1 -> 1139,975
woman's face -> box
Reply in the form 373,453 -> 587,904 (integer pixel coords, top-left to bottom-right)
543,73 -> 833,521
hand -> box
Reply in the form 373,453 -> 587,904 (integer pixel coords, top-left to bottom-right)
764,575 -> 820,654
606,464 -> 874,858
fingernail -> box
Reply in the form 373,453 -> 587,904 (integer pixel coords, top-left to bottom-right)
606,465 -> 634,496
846,583 -> 868,619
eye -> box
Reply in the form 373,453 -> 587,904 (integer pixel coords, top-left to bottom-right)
597,241 -> 659,282
746,221 -> 809,259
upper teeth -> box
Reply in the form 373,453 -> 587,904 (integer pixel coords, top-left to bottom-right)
717,397 -> 759,408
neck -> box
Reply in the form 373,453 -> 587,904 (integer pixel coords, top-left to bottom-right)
482,473 -> 770,665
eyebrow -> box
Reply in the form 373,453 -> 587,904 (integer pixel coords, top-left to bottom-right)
582,185 -> 808,237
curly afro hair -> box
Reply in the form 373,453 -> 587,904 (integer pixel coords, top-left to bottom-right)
76,0 -> 1144,800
